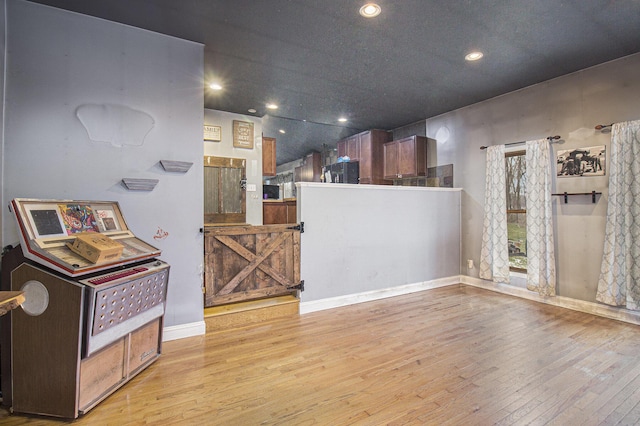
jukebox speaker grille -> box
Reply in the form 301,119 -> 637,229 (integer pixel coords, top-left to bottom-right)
91,269 -> 167,336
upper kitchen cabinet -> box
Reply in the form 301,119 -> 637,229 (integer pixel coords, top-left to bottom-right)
262,137 -> 277,176
294,151 -> 322,182
383,135 -> 428,180
337,134 -> 360,161
337,129 -> 391,185
359,130 -> 392,184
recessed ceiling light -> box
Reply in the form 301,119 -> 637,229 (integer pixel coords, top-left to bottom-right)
359,3 -> 381,18
338,117 -> 348,123
465,51 -> 484,61
209,83 -> 222,90
248,108 -> 257,113
279,129 -> 286,134
266,103 -> 278,110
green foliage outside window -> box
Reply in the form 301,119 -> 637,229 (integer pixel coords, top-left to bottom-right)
506,153 -> 527,271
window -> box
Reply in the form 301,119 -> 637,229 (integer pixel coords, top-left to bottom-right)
506,151 -> 526,271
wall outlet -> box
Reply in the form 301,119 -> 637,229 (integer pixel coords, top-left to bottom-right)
467,259 -> 474,269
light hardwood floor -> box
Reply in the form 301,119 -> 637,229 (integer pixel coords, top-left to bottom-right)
2,284 -> 640,425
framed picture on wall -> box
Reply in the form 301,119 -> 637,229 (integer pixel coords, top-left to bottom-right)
556,145 -> 606,177
233,120 -> 254,149
204,125 -> 221,141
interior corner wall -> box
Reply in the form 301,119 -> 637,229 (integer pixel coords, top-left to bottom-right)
2,0 -> 205,327
425,53 -> 640,303
203,108 -> 263,225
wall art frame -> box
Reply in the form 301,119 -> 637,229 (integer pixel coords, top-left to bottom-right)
232,120 -> 254,149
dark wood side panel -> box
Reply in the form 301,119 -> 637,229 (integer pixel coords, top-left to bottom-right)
11,264 -> 84,418
1,246 -> 26,408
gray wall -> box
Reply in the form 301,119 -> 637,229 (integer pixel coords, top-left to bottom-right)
298,183 -> 461,302
425,53 -> 640,303
203,109 -> 263,225
2,1 -> 205,328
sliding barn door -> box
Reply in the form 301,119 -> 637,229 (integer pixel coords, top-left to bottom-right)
204,156 -> 246,224
204,225 -> 301,307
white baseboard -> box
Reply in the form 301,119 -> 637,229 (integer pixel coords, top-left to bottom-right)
300,274 -> 640,326
162,320 -> 206,342
299,276 -> 459,314
460,275 -> 640,326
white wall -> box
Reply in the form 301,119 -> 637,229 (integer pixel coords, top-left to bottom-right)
203,109 -> 263,225
2,1 -> 205,329
298,183 -> 461,303
427,53 -> 640,303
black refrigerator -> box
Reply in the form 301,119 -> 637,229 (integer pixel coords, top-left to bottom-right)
323,161 -> 359,184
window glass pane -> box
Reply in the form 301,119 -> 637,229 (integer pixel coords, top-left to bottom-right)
508,213 -> 527,270
505,155 -> 526,210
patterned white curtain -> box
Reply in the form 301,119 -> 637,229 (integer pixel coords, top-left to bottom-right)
597,120 -> 640,310
480,145 -> 510,283
525,139 -> 556,296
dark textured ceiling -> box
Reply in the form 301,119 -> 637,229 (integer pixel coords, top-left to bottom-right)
26,0 -> 640,164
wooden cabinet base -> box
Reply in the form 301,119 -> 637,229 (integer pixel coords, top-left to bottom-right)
79,338 -> 127,413
78,320 -> 161,415
263,199 -> 297,224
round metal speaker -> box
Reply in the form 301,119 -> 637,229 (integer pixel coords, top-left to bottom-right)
20,280 -> 49,316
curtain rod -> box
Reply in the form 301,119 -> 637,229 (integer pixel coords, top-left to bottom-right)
595,123 -> 614,131
479,135 -> 561,150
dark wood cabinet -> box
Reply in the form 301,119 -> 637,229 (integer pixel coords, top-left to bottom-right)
383,135 -> 428,180
337,129 -> 391,184
337,135 -> 360,161
262,137 -> 277,176
358,130 -> 392,184
294,151 -> 322,182
263,200 -> 297,225
337,139 -> 345,157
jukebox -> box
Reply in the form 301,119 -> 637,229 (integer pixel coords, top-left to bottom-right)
1,198 -> 170,418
